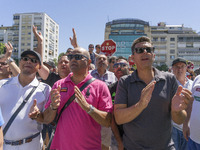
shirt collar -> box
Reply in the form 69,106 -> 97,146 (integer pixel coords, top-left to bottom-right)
130,67 -> 166,83
64,72 -> 93,85
9,74 -> 39,87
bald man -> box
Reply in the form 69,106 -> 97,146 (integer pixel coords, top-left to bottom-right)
29,47 -> 113,150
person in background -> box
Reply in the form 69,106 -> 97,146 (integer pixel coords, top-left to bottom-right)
171,57 -> 193,150
0,42 -> 20,79
109,56 -> 130,150
88,44 -> 96,64
43,61 -> 56,73
66,48 -> 73,55
95,44 -> 101,54
108,56 -> 117,73
90,54 -> 116,150
114,36 -> 193,150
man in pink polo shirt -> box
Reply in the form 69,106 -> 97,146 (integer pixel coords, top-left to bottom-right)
29,47 -> 113,150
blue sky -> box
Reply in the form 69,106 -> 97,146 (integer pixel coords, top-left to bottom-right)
0,0 -> 199,54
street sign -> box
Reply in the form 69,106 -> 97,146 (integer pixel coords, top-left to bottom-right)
101,39 -> 116,56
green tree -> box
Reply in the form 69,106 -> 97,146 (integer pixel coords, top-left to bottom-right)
156,64 -> 168,71
0,43 -> 5,54
53,58 -> 58,66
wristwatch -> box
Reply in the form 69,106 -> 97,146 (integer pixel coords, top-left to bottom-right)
6,57 -> 14,64
87,105 -> 95,114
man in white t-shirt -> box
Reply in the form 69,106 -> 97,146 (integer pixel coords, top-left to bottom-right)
0,50 -> 51,150
183,75 -> 200,150
171,58 -> 193,150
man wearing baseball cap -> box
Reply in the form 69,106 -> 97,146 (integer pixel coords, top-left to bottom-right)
0,49 -> 51,150
172,57 -> 193,150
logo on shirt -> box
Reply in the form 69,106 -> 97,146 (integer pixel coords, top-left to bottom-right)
196,88 -> 200,92
60,87 -> 68,92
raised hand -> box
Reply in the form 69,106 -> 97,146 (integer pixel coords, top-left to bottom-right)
171,86 -> 193,112
74,86 -> 90,111
69,28 -> 78,48
29,99 -> 40,119
138,81 -> 156,109
33,25 -> 43,43
4,42 -> 13,59
50,85 -> 61,110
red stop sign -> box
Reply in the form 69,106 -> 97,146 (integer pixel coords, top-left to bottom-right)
101,39 -> 116,56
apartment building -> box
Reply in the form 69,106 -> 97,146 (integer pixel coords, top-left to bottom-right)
0,12 -> 59,62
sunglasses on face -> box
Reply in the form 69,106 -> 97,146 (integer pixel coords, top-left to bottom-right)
134,47 -> 155,54
67,54 -> 89,61
113,63 -> 128,69
21,57 -> 39,63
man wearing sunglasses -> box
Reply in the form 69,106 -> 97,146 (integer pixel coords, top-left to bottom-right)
0,50 -> 51,150
29,47 -> 112,150
109,57 -> 130,150
114,36 -> 193,150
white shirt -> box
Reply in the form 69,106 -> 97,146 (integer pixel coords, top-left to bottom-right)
190,75 -> 200,144
0,75 -> 51,150
172,77 -> 193,130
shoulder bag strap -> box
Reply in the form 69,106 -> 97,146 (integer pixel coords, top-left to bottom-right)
3,84 -> 39,136
56,77 -> 96,122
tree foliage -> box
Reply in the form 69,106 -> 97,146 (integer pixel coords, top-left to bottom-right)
156,64 -> 168,71
0,43 -> 5,54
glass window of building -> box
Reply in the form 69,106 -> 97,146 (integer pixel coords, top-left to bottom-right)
170,38 -> 175,41
170,49 -> 175,54
170,55 -> 175,60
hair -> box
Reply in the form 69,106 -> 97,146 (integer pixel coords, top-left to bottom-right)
116,56 -> 127,61
66,48 -> 73,53
131,36 -> 152,54
108,56 -> 117,63
95,44 -> 101,48
88,44 -> 94,48
58,53 -> 68,62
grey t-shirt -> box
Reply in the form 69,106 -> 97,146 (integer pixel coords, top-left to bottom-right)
115,68 -> 178,150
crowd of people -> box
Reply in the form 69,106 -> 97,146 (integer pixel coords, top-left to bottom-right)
0,26 -> 199,150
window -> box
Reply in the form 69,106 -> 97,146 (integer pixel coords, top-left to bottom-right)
153,37 -> 158,41
170,43 -> 175,48
170,38 -> 175,41
160,37 -> 165,41
170,55 -> 175,60
170,49 -> 175,54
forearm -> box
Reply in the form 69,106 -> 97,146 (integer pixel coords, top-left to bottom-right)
35,107 -> 57,124
184,103 -> 193,125
114,103 -> 144,125
9,62 -> 20,76
38,65 -> 50,80
171,110 -> 187,125
111,113 -> 123,146
88,108 -> 112,127
0,127 -> 3,150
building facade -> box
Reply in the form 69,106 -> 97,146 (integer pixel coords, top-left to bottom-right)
105,19 -> 200,69
105,18 -> 150,58
0,12 -> 59,62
